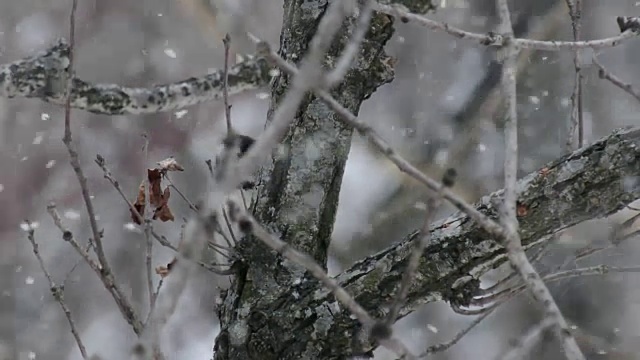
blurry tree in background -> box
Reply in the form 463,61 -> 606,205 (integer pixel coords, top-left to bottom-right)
1,0 -> 640,359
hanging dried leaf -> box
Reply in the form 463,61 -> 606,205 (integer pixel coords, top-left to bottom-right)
130,181 -> 146,225
148,168 -> 163,207
155,266 -> 169,277
155,257 -> 177,278
153,187 -> 174,222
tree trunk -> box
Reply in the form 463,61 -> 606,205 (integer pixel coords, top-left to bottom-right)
212,0 -> 400,358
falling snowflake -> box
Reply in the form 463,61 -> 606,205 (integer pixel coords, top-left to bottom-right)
20,221 -> 39,232
32,132 -> 44,145
174,110 -> 188,119
64,210 -> 81,220
164,48 -> 177,59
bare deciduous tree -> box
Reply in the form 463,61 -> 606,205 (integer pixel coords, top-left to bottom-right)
3,1 -> 640,359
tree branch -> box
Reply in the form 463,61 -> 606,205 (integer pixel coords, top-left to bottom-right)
1,13 -> 635,116
375,4 -> 639,51
213,0 -> 397,358
495,0 -> 584,357
0,40 -> 272,115
238,126 -> 640,357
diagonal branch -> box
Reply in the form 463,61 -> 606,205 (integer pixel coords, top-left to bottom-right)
265,126 -> 640,356
592,55 -> 640,103
565,0 -> 584,150
375,3 -> 639,51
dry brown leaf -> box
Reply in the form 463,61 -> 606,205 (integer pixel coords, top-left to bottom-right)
148,168 -> 163,207
131,181 -> 146,225
131,158 -> 181,225
155,257 -> 177,278
155,266 -> 170,278
153,187 -> 174,222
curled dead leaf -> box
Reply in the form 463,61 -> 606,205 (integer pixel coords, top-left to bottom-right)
155,266 -> 170,278
155,257 -> 177,278
153,187 -> 174,222
148,169 -> 163,207
130,160 -> 179,225
131,181 -> 146,225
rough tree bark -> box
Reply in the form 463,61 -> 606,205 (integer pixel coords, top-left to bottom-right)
2,0 -> 638,359
212,1 -> 640,360
213,112 -> 640,359
213,0 -> 402,358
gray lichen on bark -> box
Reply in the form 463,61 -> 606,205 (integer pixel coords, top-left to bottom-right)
0,39 -> 273,115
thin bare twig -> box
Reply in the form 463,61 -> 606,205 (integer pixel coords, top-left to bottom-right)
166,175 -> 238,254
221,208 -> 238,247
452,304 -> 496,316
58,0 -> 143,336
420,308 -> 495,357
477,238 -> 554,297
610,211 -> 640,245
166,179 -> 199,212
498,317 -> 556,360
62,0 -> 107,276
494,0 -> 585,359
25,224 -> 88,359
385,170 -> 455,326
495,0 -> 519,235
374,3 -> 638,51
222,33 -> 233,134
512,265 -> 640,297
141,134 -> 155,311
226,199 -> 416,359
565,0 -> 584,150
46,204 -> 144,333
459,261 -> 640,335
592,55 -> 640,103
145,279 -> 165,326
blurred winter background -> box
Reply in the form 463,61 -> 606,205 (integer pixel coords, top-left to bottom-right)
1,0 -> 640,359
